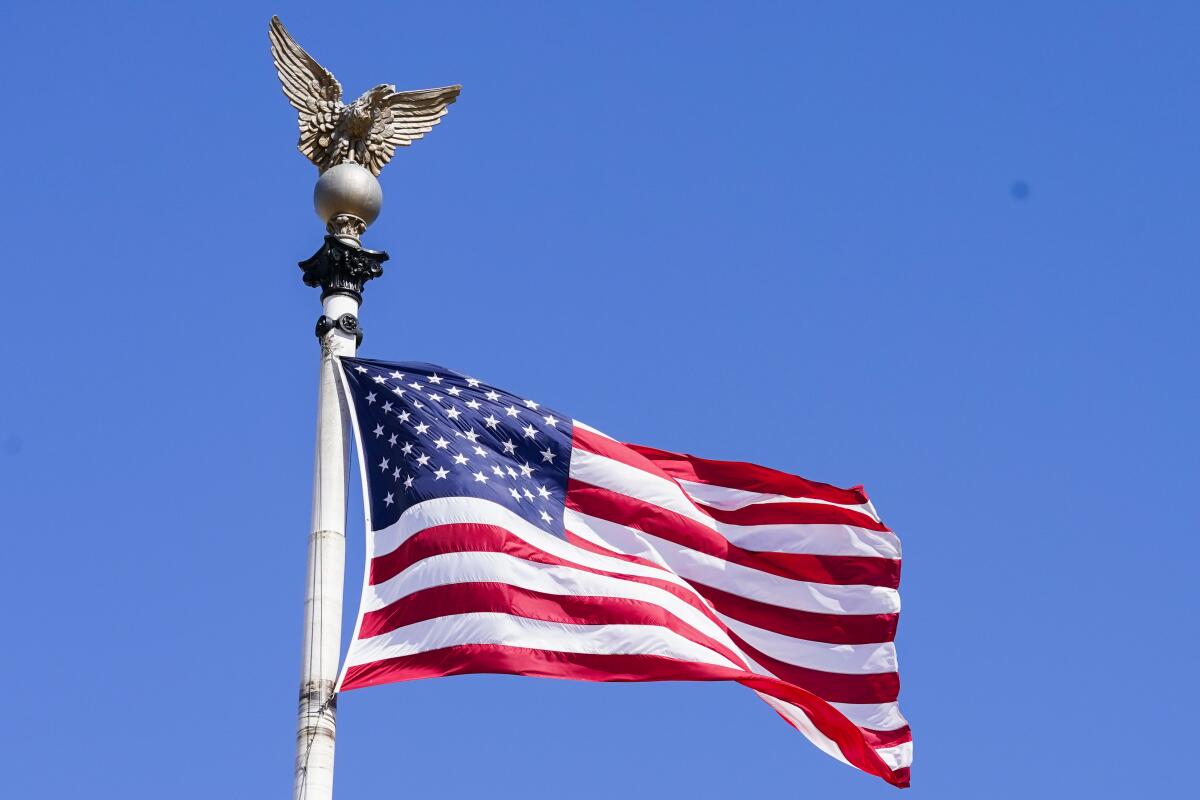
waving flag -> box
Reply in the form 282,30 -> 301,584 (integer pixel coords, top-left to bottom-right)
336,358 -> 910,787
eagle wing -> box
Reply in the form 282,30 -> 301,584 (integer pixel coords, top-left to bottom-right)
364,85 -> 462,175
269,16 -> 343,170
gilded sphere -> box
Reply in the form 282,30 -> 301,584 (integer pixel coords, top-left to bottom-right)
313,163 -> 383,227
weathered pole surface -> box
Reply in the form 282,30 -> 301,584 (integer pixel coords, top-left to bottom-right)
295,290 -> 358,800
268,15 -> 459,799
293,198 -> 388,800
294,207 -> 387,800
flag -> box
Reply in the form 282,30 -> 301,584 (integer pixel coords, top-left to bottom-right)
335,358 -> 910,787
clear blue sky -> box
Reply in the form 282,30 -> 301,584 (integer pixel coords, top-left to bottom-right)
0,2 -> 1195,797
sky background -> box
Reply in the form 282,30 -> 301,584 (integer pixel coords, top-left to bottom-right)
0,1 -> 1196,797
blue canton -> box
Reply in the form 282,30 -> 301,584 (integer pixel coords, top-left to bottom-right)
339,358 -> 573,537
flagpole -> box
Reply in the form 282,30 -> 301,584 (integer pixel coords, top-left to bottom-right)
293,166 -> 388,800
267,16 -> 459,796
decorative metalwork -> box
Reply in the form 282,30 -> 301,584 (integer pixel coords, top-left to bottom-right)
315,313 -> 364,346
326,213 -> 368,241
299,235 -> 389,303
269,16 -> 461,176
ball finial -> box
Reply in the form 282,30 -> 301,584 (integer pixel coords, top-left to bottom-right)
313,163 -> 383,241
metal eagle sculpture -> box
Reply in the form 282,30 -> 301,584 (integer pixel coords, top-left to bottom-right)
268,16 -> 460,175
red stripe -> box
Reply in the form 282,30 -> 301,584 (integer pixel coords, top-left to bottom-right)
358,581 -> 752,671
563,530 -> 671,571
573,428 -> 889,532
341,644 -> 908,787
861,725 -> 913,750
688,581 -> 897,645
722,628 -> 900,704
371,522 -> 729,634
572,426 -> 674,476
627,443 -> 871,506
699,500 -> 891,531
366,523 -> 898,703
567,481 -> 900,588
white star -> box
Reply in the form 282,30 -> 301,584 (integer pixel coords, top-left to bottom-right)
366,392 -> 377,405
491,465 -> 505,477
505,406 -> 522,419
392,386 -> 405,397
401,442 -> 414,456
433,467 -> 449,480
378,457 -> 390,472
372,375 -> 387,385
388,433 -> 398,447
392,467 -> 402,480
465,399 -> 482,410
540,510 -> 552,524
523,488 -> 535,500
447,407 -> 463,421
509,488 -> 522,501
404,475 -> 415,489
354,365 -> 368,373
483,414 -> 500,429
473,470 -> 489,483
540,447 -> 556,463
427,374 -> 443,385
485,390 -> 501,402
466,377 -> 481,388
408,382 -> 424,391
543,414 -> 559,428
433,436 -> 450,450
473,445 -> 488,458
373,424 -> 385,438
416,453 -> 431,467
382,401 -> 393,413
522,424 -> 539,440
537,485 -> 551,499
383,492 -> 395,506
452,453 -> 470,465
389,371 -> 404,380
413,401 -> 425,410
506,466 -> 518,478
462,429 -> 481,443
524,399 -> 539,410
397,411 -> 411,423
519,463 -> 534,478
414,422 -> 430,435
446,386 -> 462,396
428,392 -> 443,403
501,440 -> 517,455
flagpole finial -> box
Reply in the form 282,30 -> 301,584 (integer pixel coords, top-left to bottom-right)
269,14 -> 460,189
314,163 -> 383,244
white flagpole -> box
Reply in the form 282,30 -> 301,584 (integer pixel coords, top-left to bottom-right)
295,292 -> 356,800
292,165 -> 387,800
267,18 -> 460,797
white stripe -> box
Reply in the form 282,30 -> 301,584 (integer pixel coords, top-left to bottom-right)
716,612 -> 898,675
755,693 -> 851,767
876,741 -> 913,770
343,612 -> 743,671
371,497 -> 682,587
716,520 -> 900,560
566,510 -> 900,615
571,448 -> 898,559
763,695 -> 913,775
363,550 -> 749,666
828,701 -> 909,732
676,478 -> 881,522
571,448 -> 721,529
572,419 -> 615,440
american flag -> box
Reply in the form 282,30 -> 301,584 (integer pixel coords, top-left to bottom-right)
335,358 -> 910,787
